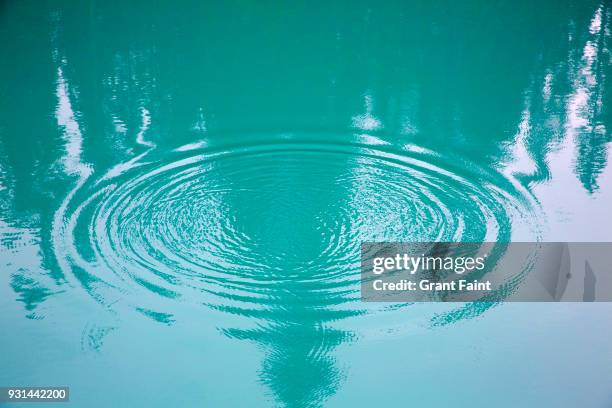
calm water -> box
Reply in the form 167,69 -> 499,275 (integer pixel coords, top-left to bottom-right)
1,1 -> 612,407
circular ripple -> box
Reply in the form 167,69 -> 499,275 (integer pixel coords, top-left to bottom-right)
54,140 -> 538,324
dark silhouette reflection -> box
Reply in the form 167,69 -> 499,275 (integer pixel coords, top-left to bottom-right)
223,316 -> 353,406
0,0 -> 611,406
512,3 -> 612,193
572,5 -> 611,193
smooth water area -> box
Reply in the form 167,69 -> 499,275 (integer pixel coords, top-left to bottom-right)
1,1 -> 612,407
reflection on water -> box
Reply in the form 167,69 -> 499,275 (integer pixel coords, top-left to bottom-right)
52,138 -> 532,404
0,1 -> 611,406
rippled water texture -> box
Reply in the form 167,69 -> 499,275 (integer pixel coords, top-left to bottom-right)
55,139 -> 532,318
1,1 -> 612,407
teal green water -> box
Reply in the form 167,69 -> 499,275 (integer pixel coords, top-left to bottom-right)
1,1 -> 612,407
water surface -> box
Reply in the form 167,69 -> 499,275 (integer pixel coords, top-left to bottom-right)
1,1 -> 612,407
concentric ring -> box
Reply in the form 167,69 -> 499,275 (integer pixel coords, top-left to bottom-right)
53,138 -> 539,326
